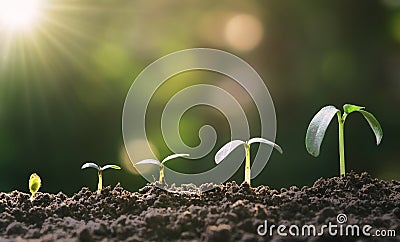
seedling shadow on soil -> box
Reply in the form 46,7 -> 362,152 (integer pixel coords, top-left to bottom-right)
0,172 -> 399,241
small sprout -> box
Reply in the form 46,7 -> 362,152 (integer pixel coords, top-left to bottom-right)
214,138 -> 283,186
305,104 -> 383,177
135,154 -> 189,184
29,173 -> 41,202
81,162 -> 121,193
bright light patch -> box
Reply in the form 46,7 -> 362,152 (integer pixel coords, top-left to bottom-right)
224,14 -> 263,52
0,0 -> 43,31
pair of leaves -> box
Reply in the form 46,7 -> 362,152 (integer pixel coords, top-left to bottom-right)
81,163 -> 121,171
305,104 -> 383,157
135,153 -> 189,166
214,137 -> 283,164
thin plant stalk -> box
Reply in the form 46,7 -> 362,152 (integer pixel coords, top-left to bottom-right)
338,114 -> 346,176
97,170 -> 103,192
159,165 -> 165,183
244,142 -> 251,185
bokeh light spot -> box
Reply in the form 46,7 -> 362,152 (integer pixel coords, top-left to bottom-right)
121,139 -> 159,174
224,14 -> 263,52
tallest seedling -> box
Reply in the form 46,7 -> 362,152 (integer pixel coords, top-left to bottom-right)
305,104 -> 383,176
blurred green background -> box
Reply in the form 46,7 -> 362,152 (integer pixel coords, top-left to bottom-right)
0,0 -> 399,195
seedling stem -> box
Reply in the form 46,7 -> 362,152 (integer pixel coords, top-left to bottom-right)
338,114 -> 345,176
97,170 -> 103,191
159,165 -> 165,183
244,142 -> 251,184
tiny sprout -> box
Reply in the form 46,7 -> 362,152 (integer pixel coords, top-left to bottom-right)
214,138 -> 283,186
305,104 -> 383,177
135,154 -> 189,184
81,163 -> 121,193
29,173 -> 41,202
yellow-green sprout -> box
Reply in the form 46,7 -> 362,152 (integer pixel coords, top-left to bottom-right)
29,173 -> 41,201
81,162 -> 121,193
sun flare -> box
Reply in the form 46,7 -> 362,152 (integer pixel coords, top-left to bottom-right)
0,0 -> 43,31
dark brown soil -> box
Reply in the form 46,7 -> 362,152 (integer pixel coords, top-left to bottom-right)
0,172 -> 399,241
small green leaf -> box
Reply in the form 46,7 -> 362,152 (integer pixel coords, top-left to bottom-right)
359,110 -> 383,145
81,163 -> 100,170
162,153 -> 189,164
135,159 -> 161,166
214,140 -> 245,164
248,137 -> 283,154
101,165 -> 121,171
306,106 -> 340,157
29,173 -> 41,201
29,173 -> 41,194
343,104 -> 364,114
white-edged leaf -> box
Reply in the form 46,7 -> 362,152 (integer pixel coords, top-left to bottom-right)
101,165 -> 121,171
248,137 -> 283,154
306,106 -> 340,157
343,104 -> 364,114
161,154 -> 189,164
81,163 -> 100,170
135,159 -> 161,166
359,110 -> 383,145
214,140 -> 245,164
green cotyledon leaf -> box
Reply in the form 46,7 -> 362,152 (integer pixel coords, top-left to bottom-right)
306,105 -> 340,157
135,159 -> 161,166
248,137 -> 283,154
162,154 -> 189,164
359,110 -> 383,145
214,140 -> 245,164
81,163 -> 100,170
343,104 -> 364,114
101,165 -> 121,171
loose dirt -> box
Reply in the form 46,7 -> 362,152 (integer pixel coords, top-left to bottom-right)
0,172 -> 399,241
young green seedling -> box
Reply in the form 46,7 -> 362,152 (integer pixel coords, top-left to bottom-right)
81,163 -> 121,193
305,104 -> 383,177
135,154 -> 189,184
214,138 -> 283,186
29,173 -> 41,202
